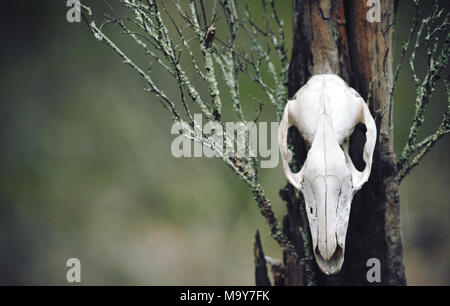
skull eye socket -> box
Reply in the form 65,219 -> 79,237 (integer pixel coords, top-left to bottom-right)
348,123 -> 367,172
287,126 -> 308,172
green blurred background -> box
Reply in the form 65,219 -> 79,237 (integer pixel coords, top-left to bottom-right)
0,1 -> 448,285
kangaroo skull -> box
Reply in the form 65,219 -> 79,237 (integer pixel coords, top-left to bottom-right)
278,74 -> 377,275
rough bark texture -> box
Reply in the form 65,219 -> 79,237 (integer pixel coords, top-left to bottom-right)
282,0 -> 406,285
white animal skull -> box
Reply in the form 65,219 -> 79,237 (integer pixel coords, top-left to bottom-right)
278,74 -> 377,275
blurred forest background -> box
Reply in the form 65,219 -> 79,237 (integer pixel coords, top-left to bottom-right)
0,0 -> 448,285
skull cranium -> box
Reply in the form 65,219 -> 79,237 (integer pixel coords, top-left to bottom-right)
278,74 -> 377,275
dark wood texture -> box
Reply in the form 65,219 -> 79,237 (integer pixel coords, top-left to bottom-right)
254,230 -> 272,286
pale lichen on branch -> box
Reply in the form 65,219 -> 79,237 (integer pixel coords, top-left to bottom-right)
394,0 -> 449,183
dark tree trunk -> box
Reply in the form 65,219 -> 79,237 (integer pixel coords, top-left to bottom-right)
276,0 -> 406,286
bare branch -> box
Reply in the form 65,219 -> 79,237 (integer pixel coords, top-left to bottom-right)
80,0 -> 297,263
396,0 -> 450,183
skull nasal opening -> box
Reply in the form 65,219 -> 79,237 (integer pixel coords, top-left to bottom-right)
314,244 -> 344,274
348,123 -> 367,172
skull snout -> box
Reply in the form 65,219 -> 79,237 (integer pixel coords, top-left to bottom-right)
308,175 -> 346,257
306,174 -> 348,275
302,125 -> 350,275
319,176 -> 340,261
304,172 -> 348,275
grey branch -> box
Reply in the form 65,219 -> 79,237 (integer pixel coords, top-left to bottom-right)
395,0 -> 450,183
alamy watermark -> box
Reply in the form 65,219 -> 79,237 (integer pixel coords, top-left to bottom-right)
366,257 -> 381,283
66,0 -> 81,23
67,1 -> 381,24
171,114 -> 280,169
66,258 -> 81,283
367,0 -> 381,23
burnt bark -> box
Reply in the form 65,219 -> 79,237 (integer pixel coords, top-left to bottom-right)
254,230 -> 272,286
281,0 -> 406,285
